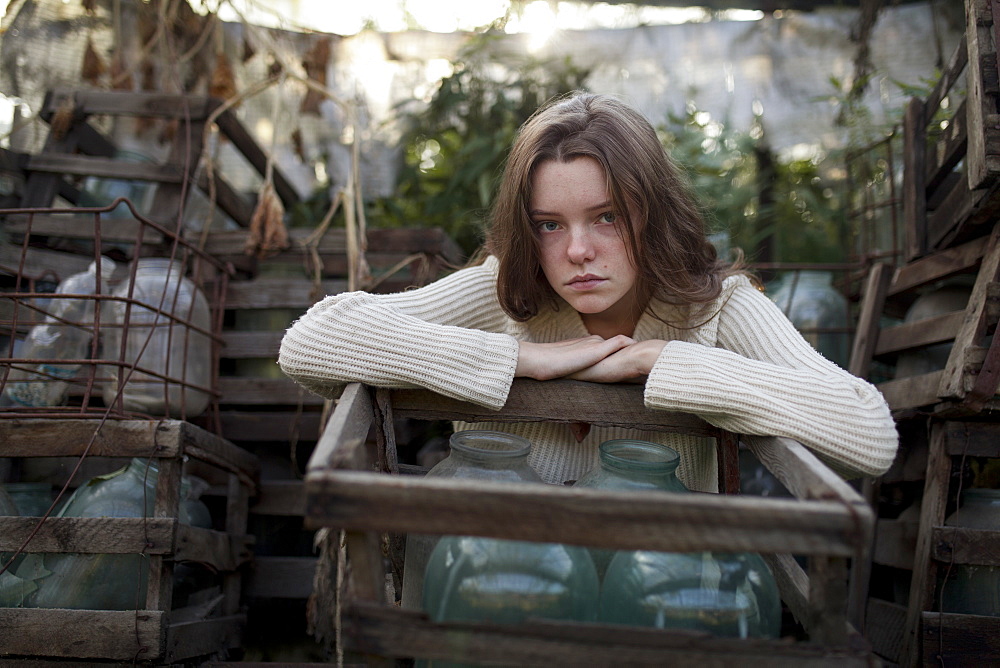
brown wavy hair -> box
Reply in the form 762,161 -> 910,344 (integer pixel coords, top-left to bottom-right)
483,92 -> 745,326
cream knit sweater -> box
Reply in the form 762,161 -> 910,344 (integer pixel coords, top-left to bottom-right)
278,256 -> 898,492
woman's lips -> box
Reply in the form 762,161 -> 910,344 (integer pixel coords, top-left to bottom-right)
567,275 -> 606,290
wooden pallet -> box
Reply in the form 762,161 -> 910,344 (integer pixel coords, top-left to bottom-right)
302,380 -> 875,666
0,418 -> 259,664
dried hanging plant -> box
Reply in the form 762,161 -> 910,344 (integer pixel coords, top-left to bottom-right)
291,127 -> 306,162
81,36 -> 107,85
81,0 -> 97,14
209,51 -> 238,102
49,96 -> 77,142
300,36 -> 332,115
110,52 -> 134,91
245,181 -> 289,258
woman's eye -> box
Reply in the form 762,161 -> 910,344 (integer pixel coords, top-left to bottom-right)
599,212 -> 617,224
537,221 -> 560,233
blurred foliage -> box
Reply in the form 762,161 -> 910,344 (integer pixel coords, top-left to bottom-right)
659,103 -> 846,265
366,27 -> 590,256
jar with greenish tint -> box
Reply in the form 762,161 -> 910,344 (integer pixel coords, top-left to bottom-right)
101,258 -> 211,418
401,430 -> 543,610
422,535 -> 600,626
573,439 -> 687,577
600,549 -> 781,638
3,482 -> 54,517
940,488 -> 1000,616
25,458 -> 211,610
769,270 -> 849,367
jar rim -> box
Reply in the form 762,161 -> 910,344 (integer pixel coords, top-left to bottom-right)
449,430 -> 532,457
599,439 -> 679,472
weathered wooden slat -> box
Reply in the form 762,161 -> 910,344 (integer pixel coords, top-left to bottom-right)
244,556 -> 315,599
389,380 -> 718,435
25,153 -> 184,183
848,262 -> 893,378
307,382 -> 372,474
889,234 -> 989,297
762,552 -> 809,629
216,276 -> 348,309
925,98 -> 967,193
865,598 -> 906,665
875,311 -> 965,356
4,214 -> 165,244
965,0 -> 999,189
173,524 -> 253,571
0,516 -> 175,553
42,88 -> 217,121
307,472 -> 862,556
0,241 -> 93,280
904,96 -> 928,260
920,610 -> 1000,666
0,608 -> 165,660
213,108 -> 300,212
221,330 -> 286,358
877,370 -> 946,412
943,419 -> 1000,456
923,34 -> 968,120
216,409 -> 322,442
931,526 -> 1000,566
339,601 -> 871,667
165,614 -> 245,662
250,480 -> 305,516
0,419 -> 181,457
217,376 -> 324,405
873,517 -> 919,569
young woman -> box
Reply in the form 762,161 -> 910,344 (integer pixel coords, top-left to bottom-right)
278,92 -> 898,492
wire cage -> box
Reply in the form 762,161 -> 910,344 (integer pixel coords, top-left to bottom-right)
0,198 -> 230,432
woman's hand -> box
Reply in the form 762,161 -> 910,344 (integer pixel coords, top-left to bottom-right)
567,339 -> 667,383
515,335 -> 635,381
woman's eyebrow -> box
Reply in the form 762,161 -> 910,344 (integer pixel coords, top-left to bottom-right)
529,201 -> 613,217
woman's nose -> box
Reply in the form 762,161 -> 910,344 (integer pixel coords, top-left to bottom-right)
567,228 -> 596,264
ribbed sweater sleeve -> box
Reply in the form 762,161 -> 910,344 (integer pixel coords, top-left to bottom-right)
643,276 -> 899,477
277,258 -> 519,409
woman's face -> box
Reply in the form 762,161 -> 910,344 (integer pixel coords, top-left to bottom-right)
529,157 -> 641,338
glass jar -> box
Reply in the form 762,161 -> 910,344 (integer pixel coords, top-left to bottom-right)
101,258 -> 211,418
769,270 -> 849,368
26,458 -> 211,610
401,430 -> 543,610
600,550 -> 781,638
3,482 -> 54,517
573,439 -> 687,577
422,534 -> 600,625
940,488 -> 1000,616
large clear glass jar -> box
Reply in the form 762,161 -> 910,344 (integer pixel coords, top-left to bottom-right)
769,270 -> 849,367
573,439 -> 687,577
25,458 -> 211,610
940,488 -> 1000,616
421,534 -> 600,625
401,430 -> 543,610
101,258 -> 211,418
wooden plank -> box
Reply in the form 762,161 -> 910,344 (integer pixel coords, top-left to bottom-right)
938,224 -> 1000,398
221,330 -> 286,358
217,376 -> 325,405
165,614 -> 244,662
924,171 -> 977,250
873,517 -> 919,569
943,419 -> 1000,456
874,311 -> 965,356
0,419 -> 181,457
389,380 -> 718,435
216,276 -> 348,309
966,0 -> 998,189
194,165 -> 255,229
250,479 -> 305,516
865,598 -> 907,665
0,608 -> 165,660
42,88 -> 217,121
0,516 -> 176,553
901,421 -> 951,667
4,214 -> 165,244
924,34 -> 968,120
878,370 -> 946,412
931,526 -> 1000,566
903,96 -> 928,261
174,524 -> 252,571
889,231 -> 989,297
217,409 -> 322,442
244,556 -> 316,599
921,610 -> 1000,666
214,108 -> 300,212
339,601 -> 871,666
848,262 -> 893,378
306,472 -> 863,556
25,153 -> 184,183
177,420 -> 260,481
0,241 -> 93,281
306,382 -> 373,474
762,552 -> 809,628
925,98 -> 967,194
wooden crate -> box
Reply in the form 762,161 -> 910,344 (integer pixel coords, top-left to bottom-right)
0,418 -> 259,664
303,380 -> 876,666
